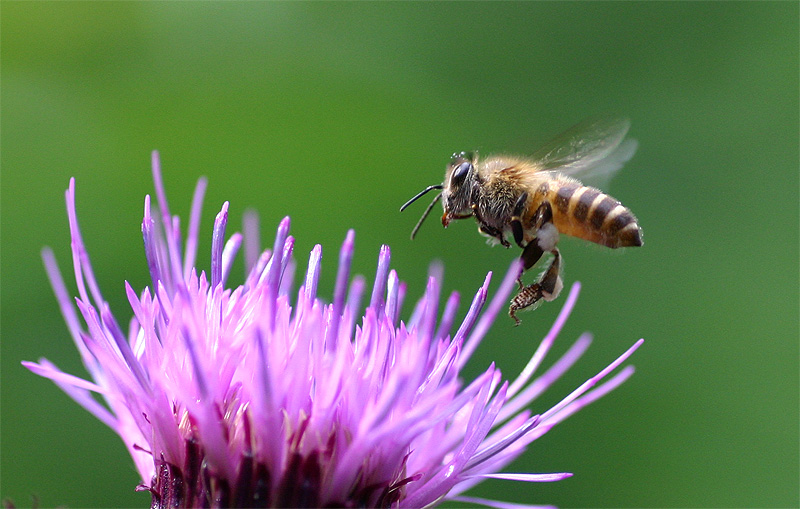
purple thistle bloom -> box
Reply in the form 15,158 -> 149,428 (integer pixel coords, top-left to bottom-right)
24,152 -> 643,508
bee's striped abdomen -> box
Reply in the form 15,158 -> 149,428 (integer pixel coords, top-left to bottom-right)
548,181 -> 642,248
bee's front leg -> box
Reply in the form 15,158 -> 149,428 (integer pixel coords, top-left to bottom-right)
473,204 -> 510,248
478,224 -> 510,248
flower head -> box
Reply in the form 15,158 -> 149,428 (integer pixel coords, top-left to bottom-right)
25,152 -> 642,508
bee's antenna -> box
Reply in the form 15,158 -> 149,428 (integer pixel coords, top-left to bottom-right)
409,192 -> 442,240
400,184 -> 443,212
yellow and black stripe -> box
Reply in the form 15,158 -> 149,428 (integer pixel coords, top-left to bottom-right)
548,181 -> 642,248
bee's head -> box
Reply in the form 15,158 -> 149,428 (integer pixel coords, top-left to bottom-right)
441,151 -> 478,227
399,151 -> 479,239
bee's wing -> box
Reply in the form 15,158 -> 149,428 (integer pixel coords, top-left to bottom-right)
533,117 -> 638,188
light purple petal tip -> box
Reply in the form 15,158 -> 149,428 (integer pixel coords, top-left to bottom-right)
221,232 -> 242,287
41,247 -> 90,363
435,290 -> 460,341
459,259 -> 523,367
453,271 -> 491,344
211,201 -> 229,289
334,229 -> 355,311
385,269 -> 401,325
150,150 -> 171,226
541,338 -> 644,425
545,364 -> 637,428
262,216 -> 291,305
142,195 -> 160,287
304,244 -> 323,301
328,229 -> 355,342
183,177 -> 208,279
369,245 -> 391,315
477,472 -> 573,482
65,177 -> 102,307
278,235 -> 295,291
149,151 -> 185,286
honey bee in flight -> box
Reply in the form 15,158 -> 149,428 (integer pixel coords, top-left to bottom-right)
401,117 -> 643,325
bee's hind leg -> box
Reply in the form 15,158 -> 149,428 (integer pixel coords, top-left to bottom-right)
509,248 -> 563,326
513,200 -> 556,284
517,239 -> 545,286
509,200 -> 562,325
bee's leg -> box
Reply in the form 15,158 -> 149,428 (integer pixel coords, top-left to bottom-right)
509,201 -> 560,324
510,192 -> 529,248
473,204 -> 510,248
517,239 -> 545,289
509,248 -> 563,326
514,200 -> 556,283
478,223 -> 510,248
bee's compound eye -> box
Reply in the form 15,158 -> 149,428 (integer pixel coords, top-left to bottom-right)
451,162 -> 472,186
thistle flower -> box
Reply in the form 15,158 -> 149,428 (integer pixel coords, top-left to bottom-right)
24,152 -> 643,508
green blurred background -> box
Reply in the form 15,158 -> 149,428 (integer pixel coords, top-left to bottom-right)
2,2 -> 797,508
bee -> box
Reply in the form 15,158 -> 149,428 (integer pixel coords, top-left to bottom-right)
401,117 -> 643,325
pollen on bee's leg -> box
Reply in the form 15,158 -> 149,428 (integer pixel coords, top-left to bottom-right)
508,284 -> 544,326
542,275 -> 563,302
539,249 -> 562,300
535,223 -> 560,252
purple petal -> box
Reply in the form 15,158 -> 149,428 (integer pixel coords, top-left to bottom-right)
451,495 -> 557,509
28,159 -> 643,509
369,245 -> 391,316
459,259 -> 522,368
506,282 -> 582,399
183,177 -> 208,279
304,244 -> 323,301
221,231 -> 242,287
210,201 -> 229,289
497,333 -> 593,423
476,472 -> 573,482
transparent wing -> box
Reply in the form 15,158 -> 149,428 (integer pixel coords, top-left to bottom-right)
532,117 -> 638,188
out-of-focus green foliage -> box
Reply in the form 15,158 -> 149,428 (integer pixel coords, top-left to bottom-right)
2,3 -> 797,508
